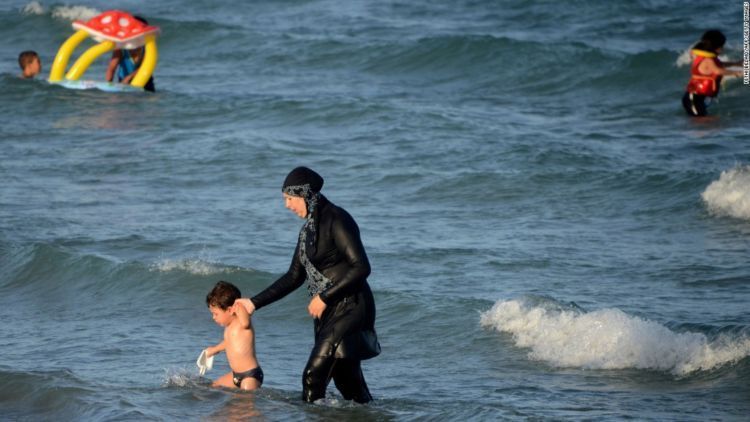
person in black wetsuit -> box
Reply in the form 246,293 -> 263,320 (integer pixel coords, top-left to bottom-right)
236,166 -> 380,403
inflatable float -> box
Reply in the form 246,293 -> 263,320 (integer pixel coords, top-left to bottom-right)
49,10 -> 159,92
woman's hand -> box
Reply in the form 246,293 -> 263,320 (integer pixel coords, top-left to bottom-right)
234,298 -> 256,316
308,295 -> 327,319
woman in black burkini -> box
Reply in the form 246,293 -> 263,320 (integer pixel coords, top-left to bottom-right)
237,167 -> 380,403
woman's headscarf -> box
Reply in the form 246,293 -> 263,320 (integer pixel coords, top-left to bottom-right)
282,167 -> 332,296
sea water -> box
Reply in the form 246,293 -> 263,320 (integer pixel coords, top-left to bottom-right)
1,0 -> 749,420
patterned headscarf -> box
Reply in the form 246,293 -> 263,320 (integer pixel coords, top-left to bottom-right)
282,167 -> 332,296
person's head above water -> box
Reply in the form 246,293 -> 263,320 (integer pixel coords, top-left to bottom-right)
282,166 -> 324,194
206,280 -> 241,310
282,167 -> 324,219
694,29 -> 726,54
18,50 -> 41,78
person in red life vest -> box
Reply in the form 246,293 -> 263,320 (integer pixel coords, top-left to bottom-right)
682,30 -> 743,117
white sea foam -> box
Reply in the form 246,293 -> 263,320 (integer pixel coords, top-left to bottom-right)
675,48 -> 693,67
51,5 -> 100,21
702,165 -> 750,220
162,368 -> 195,387
150,258 -> 238,276
21,1 -> 45,15
22,2 -> 99,21
480,298 -> 750,376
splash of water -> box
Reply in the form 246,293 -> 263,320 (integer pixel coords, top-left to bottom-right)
149,258 -> 239,276
21,1 -> 44,15
51,5 -> 100,21
480,298 -> 750,376
21,1 -> 100,21
702,165 -> 750,220
162,367 -> 196,388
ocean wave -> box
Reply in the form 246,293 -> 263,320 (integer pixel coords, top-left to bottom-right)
480,297 -> 750,376
0,241 -> 257,298
702,165 -> 750,220
21,1 -> 99,21
363,35 -> 517,73
0,368 -> 94,418
149,257 -> 243,276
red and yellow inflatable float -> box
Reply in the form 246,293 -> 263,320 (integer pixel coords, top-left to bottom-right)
49,10 -> 159,89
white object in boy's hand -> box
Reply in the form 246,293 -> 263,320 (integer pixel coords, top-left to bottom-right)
196,349 -> 214,376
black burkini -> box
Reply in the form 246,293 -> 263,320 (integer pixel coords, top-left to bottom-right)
251,169 -> 380,403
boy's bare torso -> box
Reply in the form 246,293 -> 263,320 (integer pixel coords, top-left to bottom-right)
224,319 -> 259,373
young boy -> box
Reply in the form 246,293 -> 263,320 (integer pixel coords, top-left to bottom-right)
104,15 -> 156,92
18,51 -> 41,79
205,281 -> 263,390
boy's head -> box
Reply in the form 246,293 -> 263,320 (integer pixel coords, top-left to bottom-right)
206,280 -> 241,310
18,51 -> 41,78
207,280 -> 241,327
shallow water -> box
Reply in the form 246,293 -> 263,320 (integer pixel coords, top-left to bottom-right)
1,0 -> 749,420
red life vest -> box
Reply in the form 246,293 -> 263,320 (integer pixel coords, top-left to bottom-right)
686,49 -> 723,97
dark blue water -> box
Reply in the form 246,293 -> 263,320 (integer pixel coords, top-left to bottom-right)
1,1 -> 749,420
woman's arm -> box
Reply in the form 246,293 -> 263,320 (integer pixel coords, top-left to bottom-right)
318,209 -> 370,305
250,243 -> 306,310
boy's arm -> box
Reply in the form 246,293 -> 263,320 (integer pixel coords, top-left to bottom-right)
233,302 -> 251,329
121,72 -> 136,84
206,340 -> 226,357
105,50 -> 121,82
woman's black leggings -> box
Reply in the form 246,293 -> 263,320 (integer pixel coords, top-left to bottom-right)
302,354 -> 372,403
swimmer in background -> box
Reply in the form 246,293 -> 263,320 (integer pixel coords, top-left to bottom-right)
682,29 -> 743,117
204,281 -> 263,390
105,15 -> 156,92
18,51 -> 41,79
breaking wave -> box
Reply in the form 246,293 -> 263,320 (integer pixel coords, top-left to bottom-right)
480,297 -> 750,376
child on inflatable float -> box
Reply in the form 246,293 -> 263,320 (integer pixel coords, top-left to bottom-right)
49,10 -> 159,93
105,15 -> 155,92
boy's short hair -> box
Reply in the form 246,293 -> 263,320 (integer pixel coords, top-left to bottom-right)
206,280 -> 241,310
18,51 -> 39,69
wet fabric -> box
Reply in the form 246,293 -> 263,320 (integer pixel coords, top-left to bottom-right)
682,92 -> 709,117
232,366 -> 264,387
251,194 -> 380,361
303,355 -> 372,403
